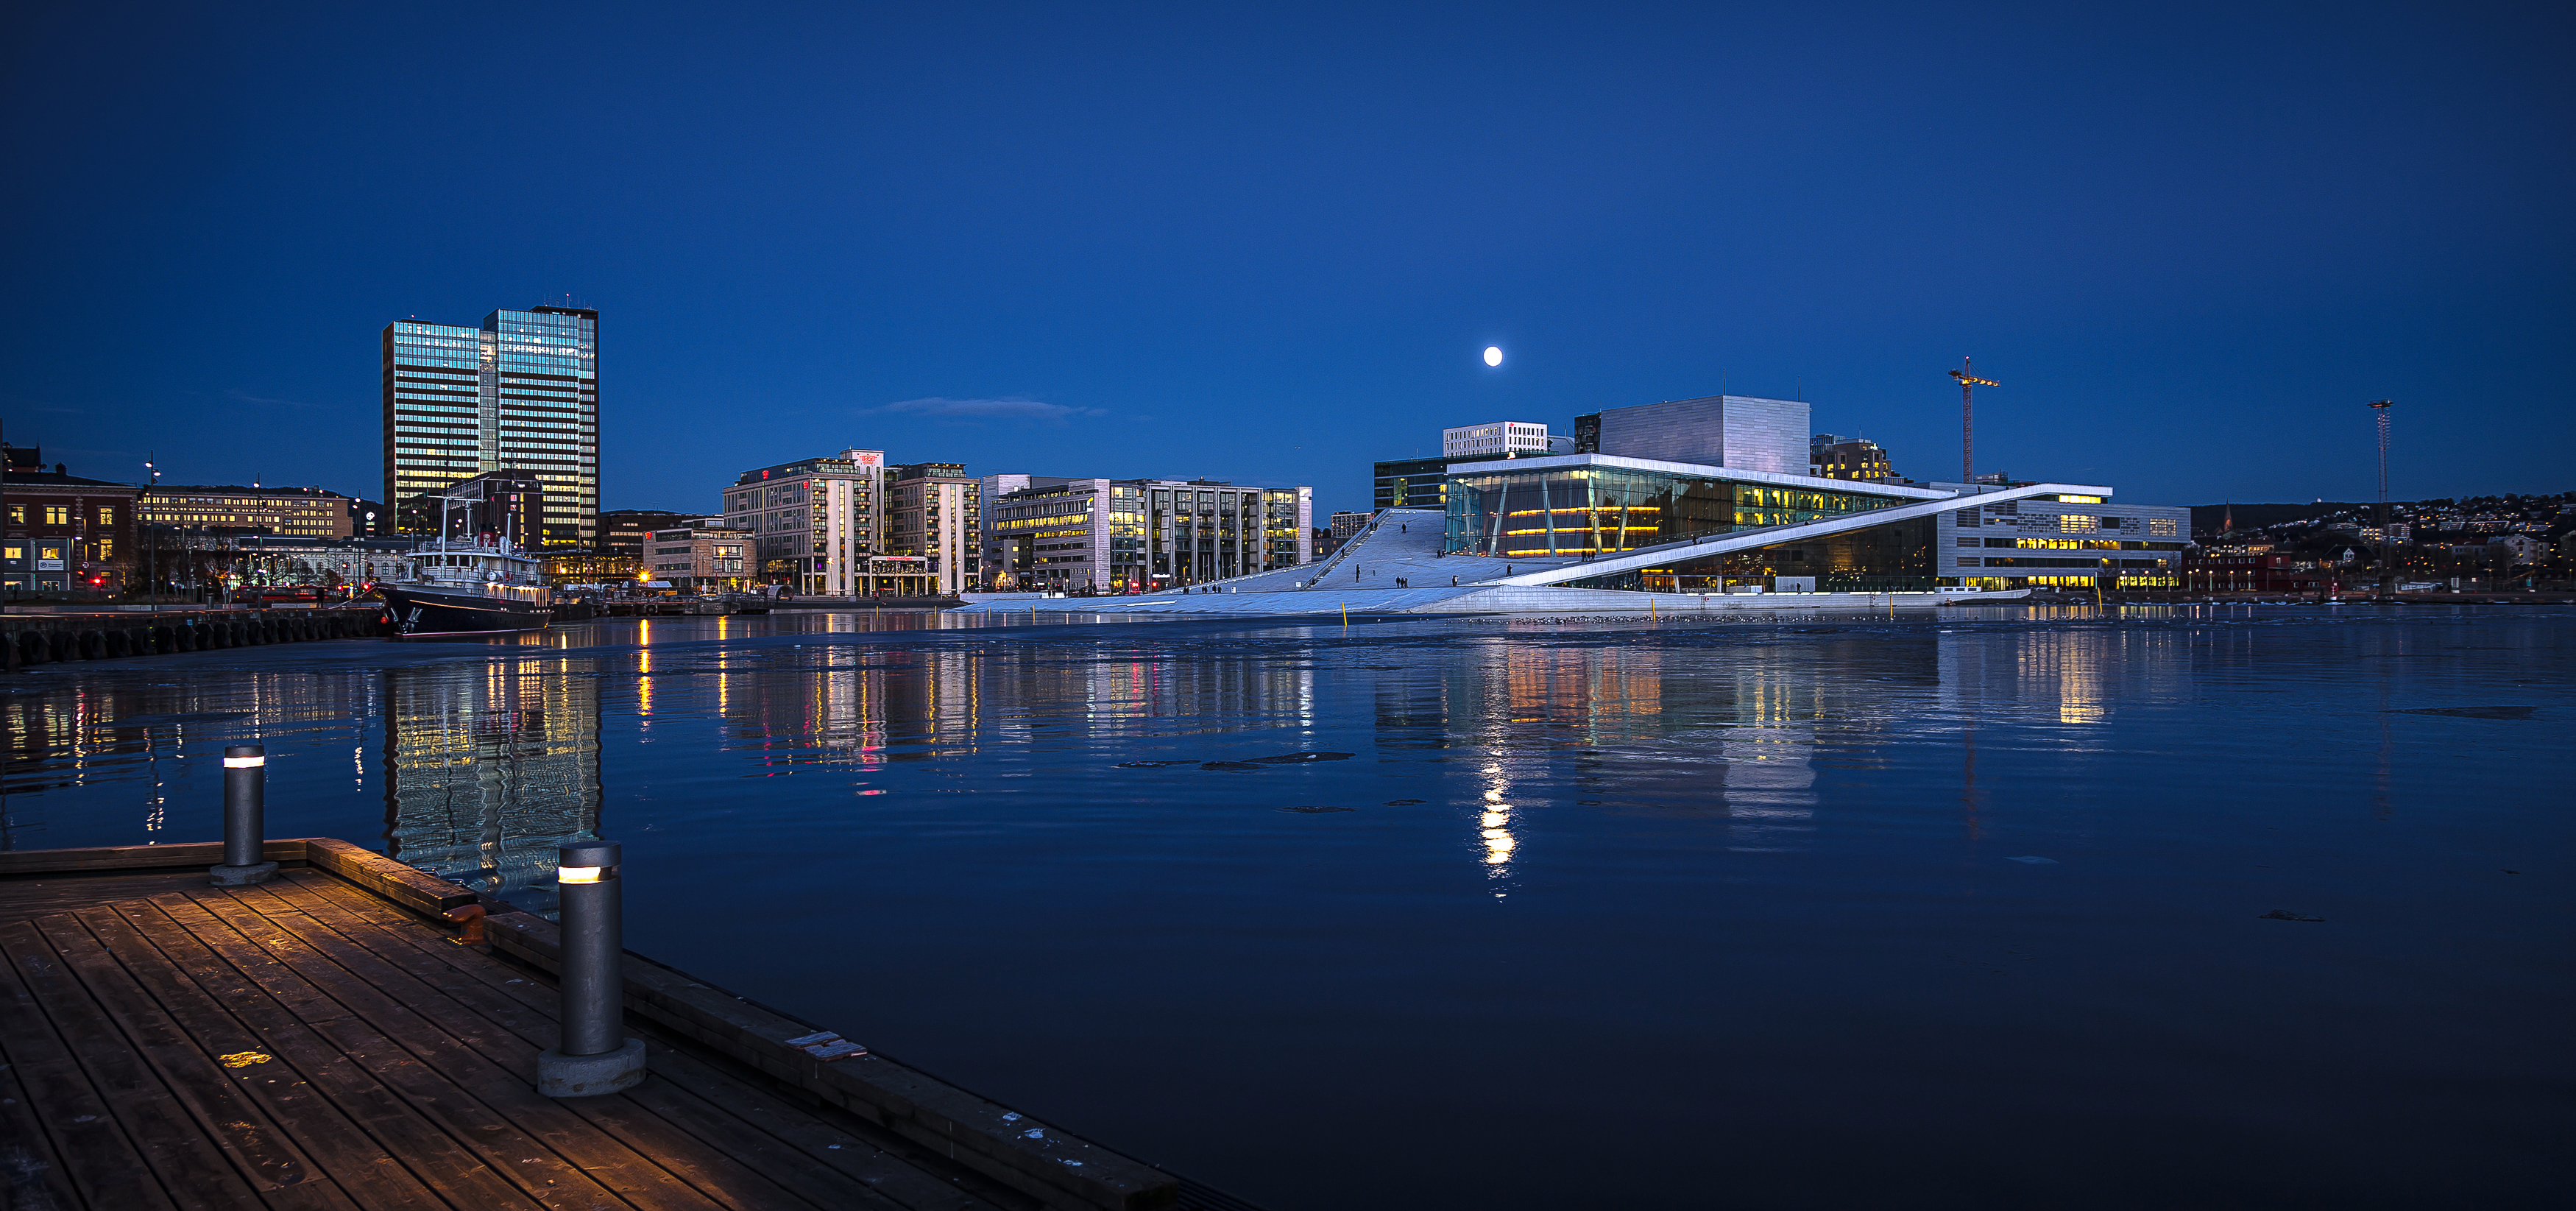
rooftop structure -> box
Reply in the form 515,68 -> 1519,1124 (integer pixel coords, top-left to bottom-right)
1573,395 -> 1810,474
1443,421 -> 1565,459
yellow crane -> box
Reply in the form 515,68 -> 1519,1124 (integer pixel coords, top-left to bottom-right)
1948,358 -> 1998,482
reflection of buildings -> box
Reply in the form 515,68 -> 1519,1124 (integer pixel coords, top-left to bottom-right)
383,664 -> 601,911
1457,632 -> 1842,858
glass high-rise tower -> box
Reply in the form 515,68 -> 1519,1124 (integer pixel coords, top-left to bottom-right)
383,304 -> 598,546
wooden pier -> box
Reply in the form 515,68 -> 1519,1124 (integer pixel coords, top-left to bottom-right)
0,840 -> 1205,1211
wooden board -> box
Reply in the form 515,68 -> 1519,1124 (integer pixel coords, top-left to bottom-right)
0,839 -> 1195,1211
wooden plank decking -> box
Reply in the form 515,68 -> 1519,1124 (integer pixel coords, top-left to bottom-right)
0,845 -> 1197,1211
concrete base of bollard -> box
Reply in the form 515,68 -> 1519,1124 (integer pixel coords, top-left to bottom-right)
208,861 -> 279,886
537,1038 -> 646,1098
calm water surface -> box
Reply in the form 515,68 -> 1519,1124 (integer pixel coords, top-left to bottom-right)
5,606 -> 2567,1208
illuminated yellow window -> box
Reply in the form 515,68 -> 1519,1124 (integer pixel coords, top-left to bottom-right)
2059,515 -> 2097,532
2149,519 -> 2178,537
43,506 -> 68,525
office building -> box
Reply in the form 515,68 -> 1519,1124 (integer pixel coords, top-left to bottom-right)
721,449 -> 886,595
986,478 -> 1311,591
1571,395 -> 1809,474
1330,511 -> 1371,543
2,453 -> 140,595
643,525 -> 755,593
349,498 -> 390,537
141,484 -> 353,538
887,463 -> 980,594
383,304 -> 598,546
1808,434 -> 1899,482
1941,495 -> 2189,588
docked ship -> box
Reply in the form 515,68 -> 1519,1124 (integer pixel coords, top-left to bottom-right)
378,535 -> 554,638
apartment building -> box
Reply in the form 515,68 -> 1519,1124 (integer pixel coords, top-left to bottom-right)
720,449 -> 886,595
886,463 -> 980,594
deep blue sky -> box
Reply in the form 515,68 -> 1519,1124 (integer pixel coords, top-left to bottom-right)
4,2 -> 2567,515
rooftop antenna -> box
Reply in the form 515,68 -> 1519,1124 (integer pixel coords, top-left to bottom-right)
1947,358 -> 1999,482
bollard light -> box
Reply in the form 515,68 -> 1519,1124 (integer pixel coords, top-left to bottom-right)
208,744 -> 277,886
537,838 -> 646,1097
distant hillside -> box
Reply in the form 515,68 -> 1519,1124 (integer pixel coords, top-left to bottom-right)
2190,502 -> 2371,534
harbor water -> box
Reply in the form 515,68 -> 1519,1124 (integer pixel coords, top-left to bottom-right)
3,605 -> 2566,1207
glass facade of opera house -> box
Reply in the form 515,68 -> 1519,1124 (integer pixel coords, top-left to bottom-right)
1440,455 -> 2189,591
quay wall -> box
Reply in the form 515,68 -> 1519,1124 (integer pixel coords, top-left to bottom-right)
953,585 -> 2027,618
0,605 -> 389,669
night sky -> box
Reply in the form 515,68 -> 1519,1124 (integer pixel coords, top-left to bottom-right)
3,2 -> 2566,515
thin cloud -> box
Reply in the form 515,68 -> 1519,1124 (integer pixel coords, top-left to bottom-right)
226,389 -> 323,410
865,396 -> 1105,424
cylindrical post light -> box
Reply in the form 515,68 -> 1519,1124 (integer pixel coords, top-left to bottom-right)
537,838 -> 646,1096
208,745 -> 277,886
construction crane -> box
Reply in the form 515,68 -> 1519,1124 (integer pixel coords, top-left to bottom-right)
1948,358 -> 1998,483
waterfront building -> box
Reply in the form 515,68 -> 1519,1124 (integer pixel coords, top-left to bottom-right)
1442,443 -> 2189,591
1331,511 -> 1371,543
977,473 -> 1062,587
1808,434 -> 1899,482
382,304 -> 598,547
887,462 -> 980,594
721,449 -> 885,595
1,455 -> 140,595
598,509 -> 701,556
541,549 -> 637,585
1941,494 -> 2189,588
986,478 -> 1311,591
141,484 -> 353,538
1444,453 -> 1939,562
643,525 -> 755,593
223,536 -> 420,590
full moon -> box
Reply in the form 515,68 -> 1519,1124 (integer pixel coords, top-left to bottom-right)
1483,346 -> 1503,367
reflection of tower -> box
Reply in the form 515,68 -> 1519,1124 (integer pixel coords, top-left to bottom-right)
1938,629 -> 1989,837
382,664 -> 602,911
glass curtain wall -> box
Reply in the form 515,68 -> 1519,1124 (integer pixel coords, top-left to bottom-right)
1443,465 -> 1899,559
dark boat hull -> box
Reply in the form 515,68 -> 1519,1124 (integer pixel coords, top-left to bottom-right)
381,586 -> 553,638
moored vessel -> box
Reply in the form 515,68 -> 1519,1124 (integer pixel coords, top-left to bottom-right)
379,535 -> 553,638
